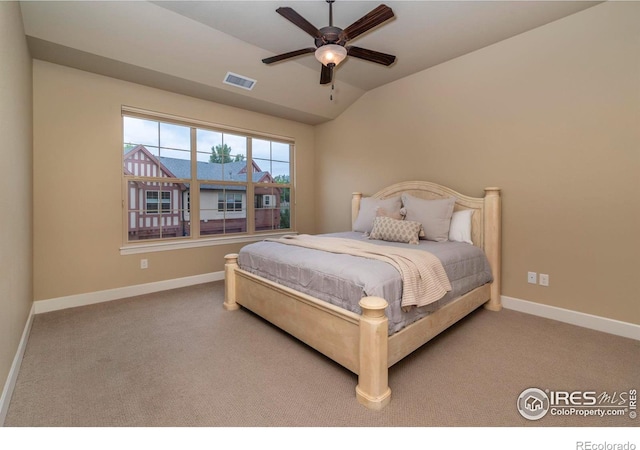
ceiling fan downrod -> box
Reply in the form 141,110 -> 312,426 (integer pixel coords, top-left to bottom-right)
328,0 -> 334,27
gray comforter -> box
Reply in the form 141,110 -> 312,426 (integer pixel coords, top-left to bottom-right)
237,231 -> 493,335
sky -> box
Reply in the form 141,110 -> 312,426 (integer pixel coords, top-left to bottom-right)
123,116 -> 289,177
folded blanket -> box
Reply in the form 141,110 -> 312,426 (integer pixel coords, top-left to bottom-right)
265,234 -> 452,309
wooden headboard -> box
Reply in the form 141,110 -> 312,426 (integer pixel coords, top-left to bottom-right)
351,181 -> 502,310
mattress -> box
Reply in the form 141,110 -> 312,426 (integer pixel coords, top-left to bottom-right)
237,231 -> 493,335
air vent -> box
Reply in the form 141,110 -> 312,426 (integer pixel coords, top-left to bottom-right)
223,72 -> 257,91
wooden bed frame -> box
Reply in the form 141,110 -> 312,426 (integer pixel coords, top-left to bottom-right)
223,181 -> 501,410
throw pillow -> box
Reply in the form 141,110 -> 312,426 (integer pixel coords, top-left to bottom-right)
369,216 -> 422,245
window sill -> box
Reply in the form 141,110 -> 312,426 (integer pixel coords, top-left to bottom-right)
119,231 -> 296,255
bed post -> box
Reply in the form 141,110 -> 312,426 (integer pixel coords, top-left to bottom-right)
356,296 -> 391,410
223,253 -> 240,311
483,188 -> 502,311
352,192 -> 362,229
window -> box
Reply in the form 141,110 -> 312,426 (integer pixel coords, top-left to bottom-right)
218,193 -> 243,212
122,108 -> 294,245
255,194 -> 276,209
146,191 -> 171,214
252,138 -> 291,232
146,191 -> 159,214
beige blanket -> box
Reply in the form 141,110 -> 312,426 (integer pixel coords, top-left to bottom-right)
266,234 -> 452,309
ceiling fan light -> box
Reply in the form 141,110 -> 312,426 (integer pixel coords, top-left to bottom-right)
315,44 -> 347,67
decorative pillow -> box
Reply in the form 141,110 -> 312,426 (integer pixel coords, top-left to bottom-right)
401,194 -> 456,242
448,209 -> 474,244
353,196 -> 402,233
369,216 -> 422,245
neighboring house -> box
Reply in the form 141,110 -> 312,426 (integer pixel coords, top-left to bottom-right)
123,145 -> 281,240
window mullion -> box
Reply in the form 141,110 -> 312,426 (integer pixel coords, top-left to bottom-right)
289,143 -> 295,231
190,127 -> 200,238
247,137 -> 255,233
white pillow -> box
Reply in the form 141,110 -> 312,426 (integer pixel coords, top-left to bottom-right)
448,209 -> 474,244
353,196 -> 402,233
401,194 -> 456,242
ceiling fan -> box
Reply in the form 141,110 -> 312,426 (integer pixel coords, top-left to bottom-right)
262,0 -> 396,85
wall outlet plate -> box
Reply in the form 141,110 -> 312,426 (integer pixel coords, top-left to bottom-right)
539,273 -> 549,286
528,272 -> 537,284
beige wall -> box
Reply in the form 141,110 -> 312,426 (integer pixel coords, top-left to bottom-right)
0,2 -> 33,400
315,2 -> 640,325
33,61 -> 315,301
22,2 -> 640,324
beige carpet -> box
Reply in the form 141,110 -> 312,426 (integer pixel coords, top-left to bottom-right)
4,281 -> 639,427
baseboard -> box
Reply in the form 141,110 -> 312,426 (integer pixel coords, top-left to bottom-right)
501,295 -> 640,341
0,303 -> 35,427
34,271 -> 225,314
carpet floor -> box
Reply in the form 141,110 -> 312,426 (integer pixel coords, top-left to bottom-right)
5,281 -> 639,428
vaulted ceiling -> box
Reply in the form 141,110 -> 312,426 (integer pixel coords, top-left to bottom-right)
21,1 -> 601,125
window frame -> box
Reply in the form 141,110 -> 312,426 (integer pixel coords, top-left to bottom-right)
121,107 -> 295,254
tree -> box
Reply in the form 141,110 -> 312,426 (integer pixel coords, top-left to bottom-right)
273,174 -> 290,185
210,144 -> 244,163
280,208 -> 290,229
210,143 -> 232,163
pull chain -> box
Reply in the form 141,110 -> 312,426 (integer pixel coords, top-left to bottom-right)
330,83 -> 334,101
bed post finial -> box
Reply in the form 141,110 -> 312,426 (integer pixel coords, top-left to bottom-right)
483,188 -> 502,311
356,296 -> 391,410
223,253 -> 240,311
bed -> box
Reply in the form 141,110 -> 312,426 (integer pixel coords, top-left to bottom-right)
223,181 -> 501,410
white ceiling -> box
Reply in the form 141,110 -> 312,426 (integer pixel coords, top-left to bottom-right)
21,1 -> 601,125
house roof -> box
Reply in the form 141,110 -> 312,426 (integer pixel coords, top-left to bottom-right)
124,145 -> 277,192
159,157 -> 271,184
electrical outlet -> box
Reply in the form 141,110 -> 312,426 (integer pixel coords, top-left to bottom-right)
539,274 -> 549,287
140,259 -> 148,269
527,272 -> 537,284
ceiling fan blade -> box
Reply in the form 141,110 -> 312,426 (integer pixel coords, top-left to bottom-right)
262,48 -> 316,64
341,4 -> 394,41
346,46 -> 396,66
276,7 -> 322,39
320,63 -> 333,85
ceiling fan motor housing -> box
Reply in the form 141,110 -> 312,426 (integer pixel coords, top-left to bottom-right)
315,26 -> 344,47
